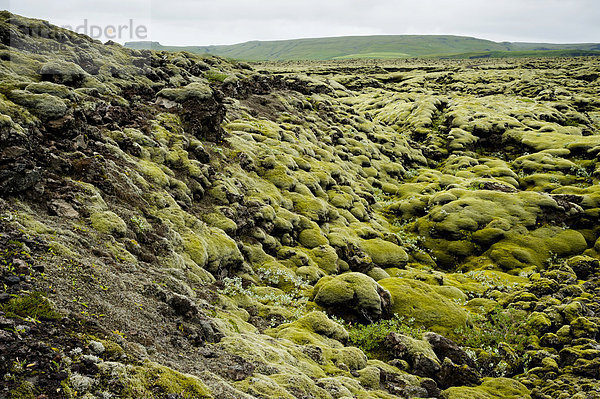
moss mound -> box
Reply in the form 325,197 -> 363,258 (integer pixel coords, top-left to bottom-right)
312,272 -> 391,322
379,277 -> 469,335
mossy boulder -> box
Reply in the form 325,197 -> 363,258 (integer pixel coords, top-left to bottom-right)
202,212 -> 237,235
312,272 -> 391,322
39,60 -> 88,87
327,346 -> 368,371
90,210 -> 128,235
384,332 -> 441,378
546,229 -> 587,257
25,81 -> 74,99
309,245 -> 340,275
2,292 -> 62,321
157,82 -> 213,104
442,377 -> 530,399
526,311 -> 552,333
268,311 -> 349,344
96,360 -> 213,398
569,316 -> 599,339
183,229 -> 243,273
487,228 -> 588,271
299,228 -> 329,249
379,277 -> 469,335
7,90 -> 67,120
472,228 -> 506,247
289,193 -> 332,223
202,229 -> 244,273
359,238 -> 408,268
566,255 -> 599,279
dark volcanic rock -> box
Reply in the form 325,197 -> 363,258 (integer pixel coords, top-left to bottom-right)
424,332 -> 477,368
437,358 -> 481,389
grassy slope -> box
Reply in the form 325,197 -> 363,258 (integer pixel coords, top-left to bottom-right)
441,49 -> 600,59
125,35 -> 600,60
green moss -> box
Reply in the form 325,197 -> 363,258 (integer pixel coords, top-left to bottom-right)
368,267 -> 391,281
138,159 -> 170,187
327,346 -> 368,371
308,245 -> 340,275
269,311 -> 348,343
360,239 -> 408,268
313,272 -> 390,321
570,316 -> 599,339
202,212 -> 237,235
98,361 -> 212,398
6,90 -> 67,120
255,261 -> 299,291
526,311 -> 552,333
423,190 -> 558,240
329,190 -> 355,209
2,292 -> 62,321
157,82 -> 213,103
97,339 -> 125,359
9,381 -> 36,399
218,333 -> 325,379
356,366 -> 381,389
299,228 -> 329,248
472,228 -> 505,247
182,232 -> 208,267
379,277 -> 468,336
202,229 -> 244,273
263,166 -> 298,190
546,229 -> 587,257
487,236 -> 548,271
39,60 -> 88,86
465,298 -> 499,314
443,377 -> 531,399
234,374 -> 295,398
289,192 -> 332,222
25,81 -> 74,99
204,70 -> 231,83
90,210 -> 128,235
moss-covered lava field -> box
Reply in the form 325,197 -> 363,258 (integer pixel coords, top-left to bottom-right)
1,12 -> 600,399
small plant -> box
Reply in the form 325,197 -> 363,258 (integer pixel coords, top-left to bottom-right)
219,275 -> 309,324
112,329 -> 127,339
342,314 -> 426,359
130,215 -> 150,233
204,70 -> 229,83
468,182 -> 485,190
453,307 -> 530,354
256,266 -> 309,290
544,251 -> 564,268
404,168 -> 420,179
569,165 -> 591,179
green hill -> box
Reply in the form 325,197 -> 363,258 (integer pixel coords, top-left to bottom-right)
125,35 -> 600,60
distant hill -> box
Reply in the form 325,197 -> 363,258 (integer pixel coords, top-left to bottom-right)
125,35 -> 600,60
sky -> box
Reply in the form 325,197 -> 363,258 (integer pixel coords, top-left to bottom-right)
2,0 -> 599,46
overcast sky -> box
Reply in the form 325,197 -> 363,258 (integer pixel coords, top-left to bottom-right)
2,0 -> 599,45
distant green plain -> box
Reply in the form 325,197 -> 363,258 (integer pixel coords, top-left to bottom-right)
125,35 -> 600,60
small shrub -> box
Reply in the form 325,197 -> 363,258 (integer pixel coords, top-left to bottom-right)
453,307 -> 530,353
342,314 -> 426,359
204,70 -> 229,83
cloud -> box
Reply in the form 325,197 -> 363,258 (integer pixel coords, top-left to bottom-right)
3,0 -> 599,45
